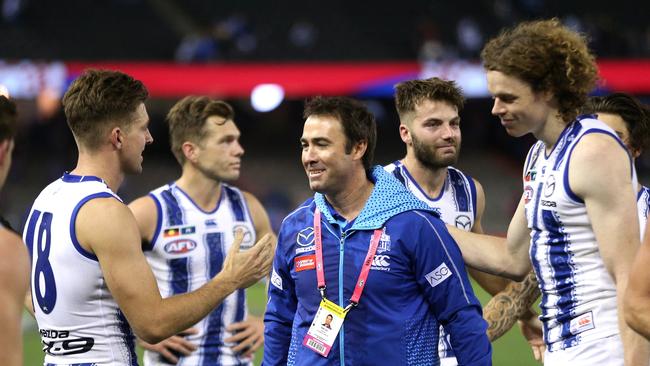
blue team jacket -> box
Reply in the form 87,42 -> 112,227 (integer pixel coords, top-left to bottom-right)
263,167 -> 491,366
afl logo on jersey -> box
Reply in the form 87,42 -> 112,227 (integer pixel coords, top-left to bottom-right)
296,227 -> 315,247
164,239 -> 197,254
524,185 -> 534,204
233,224 -> 254,249
544,174 -> 556,197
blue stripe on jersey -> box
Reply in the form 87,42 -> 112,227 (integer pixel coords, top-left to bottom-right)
541,209 -> 579,349
552,122 -> 583,171
161,188 -> 184,226
390,162 -> 407,186
467,174 -> 477,221
203,232 -> 226,365
563,130 -> 633,204
448,169 -> 470,212
224,186 -> 246,221
116,310 -> 138,366
70,192 -> 116,261
529,228 -> 550,345
168,257 -> 191,295
24,208 -> 40,259
235,288 -> 246,323
145,193 -> 164,251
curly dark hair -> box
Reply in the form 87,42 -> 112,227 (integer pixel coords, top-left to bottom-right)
166,96 -> 235,164
481,18 -> 598,123
394,77 -> 465,123
303,96 -> 377,173
582,93 -> 650,154
62,69 -> 148,149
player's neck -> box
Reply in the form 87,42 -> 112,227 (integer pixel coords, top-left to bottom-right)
175,169 -> 223,212
71,152 -> 124,193
401,155 -> 447,197
324,169 -> 374,222
537,112 -> 567,152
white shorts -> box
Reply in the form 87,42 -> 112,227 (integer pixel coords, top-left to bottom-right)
544,335 -> 623,366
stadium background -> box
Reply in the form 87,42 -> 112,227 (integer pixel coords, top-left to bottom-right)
2,0 -> 649,364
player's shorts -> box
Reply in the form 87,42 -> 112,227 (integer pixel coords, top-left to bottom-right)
544,334 -> 623,366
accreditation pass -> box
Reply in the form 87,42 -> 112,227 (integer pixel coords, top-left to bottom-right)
303,298 -> 347,357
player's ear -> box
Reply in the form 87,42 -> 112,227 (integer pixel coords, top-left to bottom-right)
182,141 -> 199,163
110,127 -> 123,149
399,123 -> 411,144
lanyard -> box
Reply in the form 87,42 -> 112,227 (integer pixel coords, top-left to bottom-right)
313,208 -> 382,312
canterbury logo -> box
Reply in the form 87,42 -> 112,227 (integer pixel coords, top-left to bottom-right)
372,255 -> 390,267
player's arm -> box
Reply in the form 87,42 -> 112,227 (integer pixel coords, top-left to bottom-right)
466,179 -> 542,347
0,228 -> 30,366
626,224 -> 650,340
79,197 -> 274,344
570,133 -> 650,365
128,196 -> 199,362
263,223 -> 298,366
225,191 -> 276,356
448,193 -> 531,280
128,195 -> 158,243
466,179 -> 510,295
413,213 -> 491,365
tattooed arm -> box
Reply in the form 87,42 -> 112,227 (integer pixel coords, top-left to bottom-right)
484,271 -> 540,341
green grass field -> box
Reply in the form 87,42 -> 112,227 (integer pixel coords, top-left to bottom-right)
23,281 -> 540,365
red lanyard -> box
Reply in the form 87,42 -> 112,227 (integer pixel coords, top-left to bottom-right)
313,208 -> 382,311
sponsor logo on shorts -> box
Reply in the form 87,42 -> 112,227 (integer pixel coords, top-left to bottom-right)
164,239 -> 197,254
295,255 -> 316,272
425,262 -> 452,288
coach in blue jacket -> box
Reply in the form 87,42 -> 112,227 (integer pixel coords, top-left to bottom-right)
263,96 -> 491,366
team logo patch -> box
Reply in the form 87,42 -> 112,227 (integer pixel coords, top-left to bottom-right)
377,228 -> 391,254
164,225 -> 196,237
297,227 -> 315,247
425,262 -> 452,288
164,239 -> 197,254
544,174 -> 556,197
454,215 -> 471,230
523,185 -> 534,204
295,255 -> 316,272
233,224 -> 254,249
271,268 -> 283,290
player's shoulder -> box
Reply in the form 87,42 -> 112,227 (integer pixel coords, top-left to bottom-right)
279,198 -> 315,229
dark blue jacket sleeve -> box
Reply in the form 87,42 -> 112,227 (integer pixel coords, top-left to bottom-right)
409,212 -> 492,366
263,222 -> 297,366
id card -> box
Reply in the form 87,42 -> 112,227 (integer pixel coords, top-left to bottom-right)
303,298 -> 346,357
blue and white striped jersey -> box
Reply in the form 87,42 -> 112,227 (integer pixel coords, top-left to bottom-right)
638,185 -> 650,240
23,173 -> 137,366
523,116 -> 633,352
143,183 -> 256,366
385,161 -> 477,362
